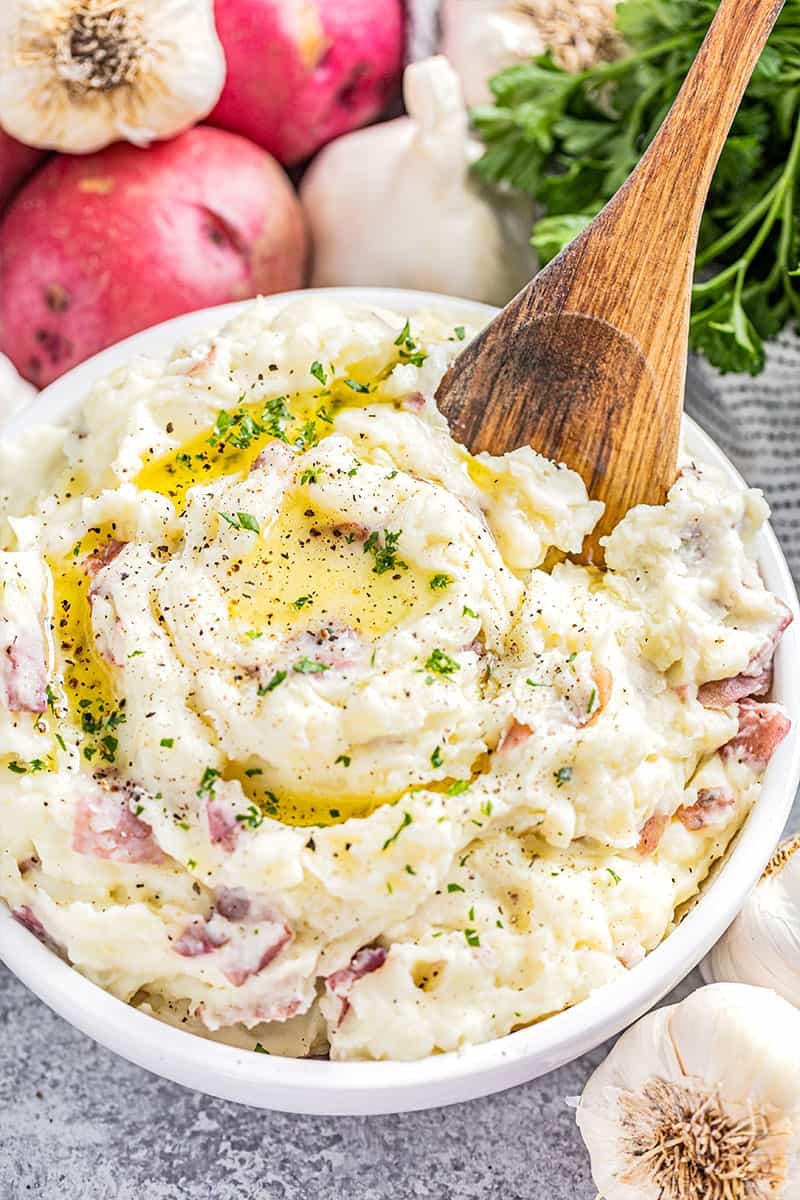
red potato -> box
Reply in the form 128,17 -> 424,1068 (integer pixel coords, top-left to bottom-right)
210,0 -> 404,165
0,128 -> 43,209
0,126 -> 308,387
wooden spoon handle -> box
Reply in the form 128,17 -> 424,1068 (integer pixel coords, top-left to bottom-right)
567,0 -> 786,333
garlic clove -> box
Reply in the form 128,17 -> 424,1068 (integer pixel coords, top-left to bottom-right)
440,0 -> 623,107
577,983 -> 800,1199
0,0 -> 226,154
702,833 -> 800,1008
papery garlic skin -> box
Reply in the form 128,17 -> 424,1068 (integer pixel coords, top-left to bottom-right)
0,0 -> 226,153
577,984 -> 800,1199
0,352 -> 36,425
702,834 -> 800,1008
300,56 -> 537,306
440,0 -> 622,106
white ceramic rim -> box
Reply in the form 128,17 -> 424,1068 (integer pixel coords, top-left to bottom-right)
1,287 -> 799,1115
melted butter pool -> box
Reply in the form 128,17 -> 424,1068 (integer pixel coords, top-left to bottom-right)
228,494 -> 435,638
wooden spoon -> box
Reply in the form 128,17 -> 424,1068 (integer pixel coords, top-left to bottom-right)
436,0 -> 785,564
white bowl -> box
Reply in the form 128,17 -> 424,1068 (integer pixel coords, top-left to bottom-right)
2,288 -> 799,1115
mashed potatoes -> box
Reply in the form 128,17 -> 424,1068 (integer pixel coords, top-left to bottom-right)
0,298 -> 791,1061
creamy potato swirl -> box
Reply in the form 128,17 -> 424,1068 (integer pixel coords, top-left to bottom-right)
0,298 -> 791,1060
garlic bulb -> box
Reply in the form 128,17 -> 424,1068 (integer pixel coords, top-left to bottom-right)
0,351 -> 36,424
576,984 -> 800,1199
0,0 -> 225,153
701,835 -> 800,1007
300,56 -> 537,307
440,0 -> 622,106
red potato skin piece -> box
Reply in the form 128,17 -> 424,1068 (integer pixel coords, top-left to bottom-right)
0,127 -> 308,387
637,813 -> 668,856
677,787 -> 736,831
721,700 -> 791,770
326,945 -> 387,1026
210,0 -> 405,165
0,130 -> 43,210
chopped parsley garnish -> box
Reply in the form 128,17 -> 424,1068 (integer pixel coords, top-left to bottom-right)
335,754 -> 351,767
7,761 -> 27,774
447,882 -> 465,893
310,360 -> 327,385
160,737 -> 174,748
425,648 -> 459,676
187,859 -> 197,870
567,651 -> 577,664
587,687 -> 597,714
128,649 -> 144,658
197,766 -> 221,799
364,529 -> 407,575
134,804 -> 144,817
526,678 -> 547,688
454,325 -> 466,341
607,868 -> 621,885
219,511 -> 260,533
254,1043 -> 269,1055
464,928 -> 481,947
261,397 -> 292,442
245,630 -> 263,640
54,733 -> 67,753
300,467 -> 318,486
393,319 -> 427,367
344,377 -> 370,393
382,811 -> 413,851
431,745 -> 443,769
316,405 -> 334,424
447,780 -> 471,796
291,594 -> 312,610
430,574 -> 452,591
236,804 -> 265,829
554,766 -> 573,788
394,320 -> 412,346
405,864 -> 416,876
293,657 -> 329,674
244,767 -> 263,777
462,605 -> 478,619
258,670 -> 287,695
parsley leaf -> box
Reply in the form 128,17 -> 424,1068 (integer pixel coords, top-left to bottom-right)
382,811 -> 413,850
293,657 -> 329,674
310,360 -> 327,385
364,529 -> 407,575
258,670 -> 286,695
430,573 -> 453,590
472,4 -> 800,374
425,648 -> 459,676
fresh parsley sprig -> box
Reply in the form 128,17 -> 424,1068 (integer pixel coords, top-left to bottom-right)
472,0 -> 800,374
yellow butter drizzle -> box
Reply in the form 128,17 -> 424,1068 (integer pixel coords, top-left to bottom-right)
228,493 -> 434,638
46,527 -> 119,743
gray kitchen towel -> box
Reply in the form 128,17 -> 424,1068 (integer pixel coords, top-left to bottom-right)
687,334 -> 800,583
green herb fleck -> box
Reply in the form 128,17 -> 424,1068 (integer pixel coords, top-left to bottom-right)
258,670 -> 287,695
382,811 -> 413,851
293,657 -> 330,674
335,754 -> 351,767
447,882 -> 465,893
197,766 -> 221,799
425,648 -> 459,676
364,529 -> 407,575
554,766 -> 573,788
160,737 -> 174,749
431,745 -> 443,769
464,928 -> 481,947
607,867 -> 621,885
310,360 -> 327,385
291,594 -> 312,611
430,573 -> 452,591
